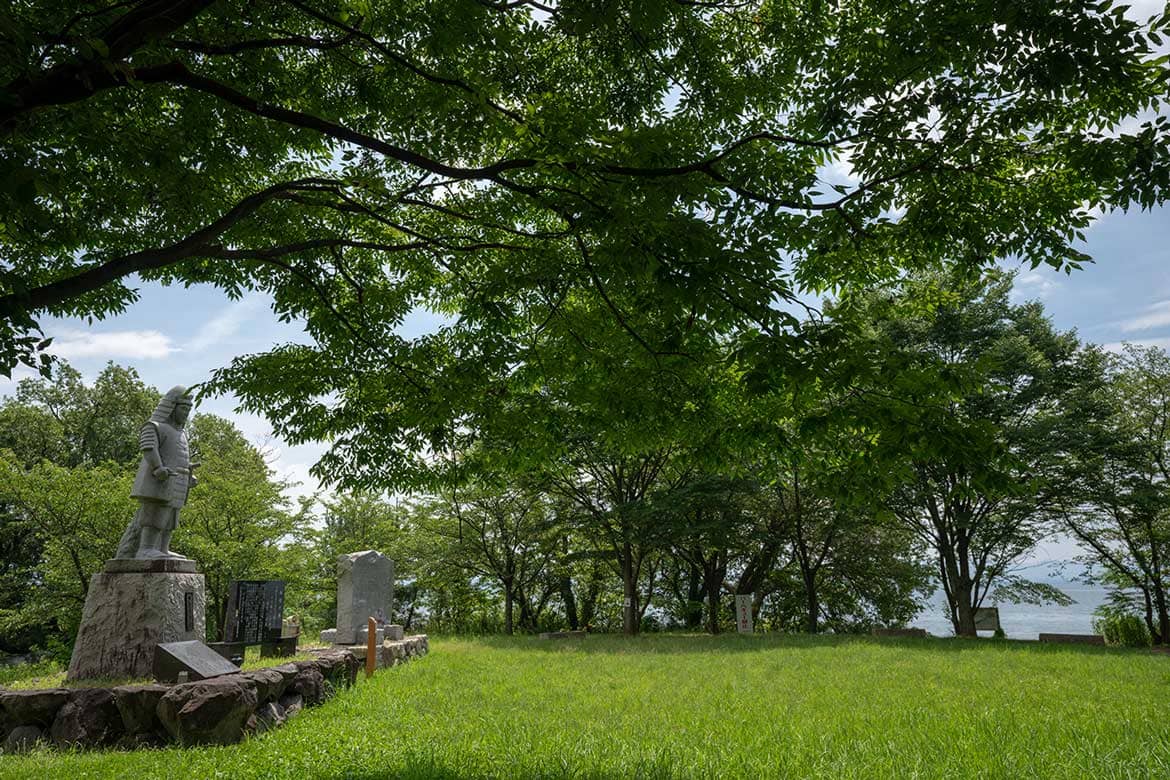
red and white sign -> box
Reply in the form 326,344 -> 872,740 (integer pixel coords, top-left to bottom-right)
736,594 -> 754,633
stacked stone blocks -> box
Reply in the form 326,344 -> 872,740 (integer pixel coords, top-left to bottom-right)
0,644 -> 425,753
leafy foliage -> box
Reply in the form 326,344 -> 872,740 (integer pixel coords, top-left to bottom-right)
1060,344 -> 1170,644
1,1 -> 1166,494
0,453 -> 132,658
805,270 -> 1088,635
1094,610 -> 1153,648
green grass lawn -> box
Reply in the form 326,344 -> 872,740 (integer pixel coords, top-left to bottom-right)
2,634 -> 1168,779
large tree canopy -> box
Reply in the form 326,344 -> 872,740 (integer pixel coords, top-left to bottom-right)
2,0 -> 1167,488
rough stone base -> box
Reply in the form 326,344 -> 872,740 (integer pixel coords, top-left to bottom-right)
335,635 -> 429,670
1,650 -> 368,751
67,571 -> 206,681
320,626 -> 397,645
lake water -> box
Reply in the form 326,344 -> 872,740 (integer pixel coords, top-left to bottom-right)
910,585 -> 1109,639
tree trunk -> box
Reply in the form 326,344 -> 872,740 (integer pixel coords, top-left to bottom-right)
503,577 -> 514,635
952,584 -> 977,637
685,560 -> 704,629
803,569 -> 819,634
622,542 -> 639,635
705,561 -> 722,635
1153,584 -> 1170,645
560,575 -> 579,630
581,564 -> 600,628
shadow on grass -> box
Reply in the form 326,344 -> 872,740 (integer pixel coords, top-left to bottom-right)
344,750 -> 681,780
449,632 -> 1143,659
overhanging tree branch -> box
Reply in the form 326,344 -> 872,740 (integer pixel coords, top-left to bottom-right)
0,177 -> 342,318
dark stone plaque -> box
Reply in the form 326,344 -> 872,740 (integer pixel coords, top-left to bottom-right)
153,640 -> 239,682
223,580 -> 285,646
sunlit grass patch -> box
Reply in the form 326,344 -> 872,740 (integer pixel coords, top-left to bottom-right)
1,634 -> 1167,778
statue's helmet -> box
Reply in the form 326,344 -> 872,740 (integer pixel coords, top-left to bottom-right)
149,385 -> 193,426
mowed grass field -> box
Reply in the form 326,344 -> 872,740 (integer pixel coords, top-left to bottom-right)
2,634 -> 1168,779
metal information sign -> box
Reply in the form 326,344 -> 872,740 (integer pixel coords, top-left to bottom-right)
973,607 -> 1001,632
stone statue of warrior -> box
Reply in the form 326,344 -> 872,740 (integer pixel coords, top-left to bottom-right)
115,385 -> 197,560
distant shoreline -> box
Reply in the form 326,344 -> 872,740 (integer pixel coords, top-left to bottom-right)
911,584 -> 1108,640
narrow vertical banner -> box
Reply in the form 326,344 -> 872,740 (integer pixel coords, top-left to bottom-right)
366,616 -> 376,679
736,594 -> 754,634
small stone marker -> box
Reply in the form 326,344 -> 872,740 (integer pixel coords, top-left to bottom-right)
223,580 -> 285,645
973,607 -> 1001,632
206,641 -> 246,665
153,640 -> 239,683
735,594 -> 754,634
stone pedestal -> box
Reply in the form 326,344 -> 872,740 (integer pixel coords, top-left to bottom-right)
67,560 -> 206,681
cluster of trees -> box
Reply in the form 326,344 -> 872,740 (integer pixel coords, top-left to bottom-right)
4,271 -> 1169,657
0,1 -> 1167,654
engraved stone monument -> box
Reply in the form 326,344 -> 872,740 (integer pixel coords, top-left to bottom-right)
223,580 -> 285,645
319,550 -> 395,645
67,386 -> 208,681
211,580 -> 297,658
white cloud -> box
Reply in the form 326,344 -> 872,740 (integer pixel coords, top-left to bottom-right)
1120,300 -> 1170,333
1102,337 -> 1170,354
187,295 -> 266,353
47,329 -> 178,360
1011,269 -> 1061,301
820,147 -> 860,188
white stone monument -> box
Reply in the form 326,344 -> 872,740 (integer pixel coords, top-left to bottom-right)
735,594 -> 754,634
319,550 -> 398,645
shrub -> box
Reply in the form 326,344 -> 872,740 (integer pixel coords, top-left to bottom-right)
1093,613 -> 1152,648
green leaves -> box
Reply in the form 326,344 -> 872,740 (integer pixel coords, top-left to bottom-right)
0,0 -> 1166,497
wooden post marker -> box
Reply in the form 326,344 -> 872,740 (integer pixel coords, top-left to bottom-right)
365,616 -> 376,679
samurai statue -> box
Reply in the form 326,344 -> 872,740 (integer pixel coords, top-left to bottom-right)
115,385 -> 197,560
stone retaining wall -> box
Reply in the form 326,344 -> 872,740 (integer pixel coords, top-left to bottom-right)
0,636 -> 428,753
